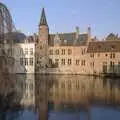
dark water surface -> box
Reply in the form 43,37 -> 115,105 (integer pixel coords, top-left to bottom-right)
5,75 -> 120,120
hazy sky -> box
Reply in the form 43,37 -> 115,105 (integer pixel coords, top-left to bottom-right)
1,0 -> 120,38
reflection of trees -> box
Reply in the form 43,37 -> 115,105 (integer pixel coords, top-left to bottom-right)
0,44 -> 26,119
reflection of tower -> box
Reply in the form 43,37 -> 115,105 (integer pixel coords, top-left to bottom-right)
35,8 -> 49,72
35,75 -> 48,120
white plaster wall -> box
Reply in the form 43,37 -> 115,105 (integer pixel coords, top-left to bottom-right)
13,43 -> 35,73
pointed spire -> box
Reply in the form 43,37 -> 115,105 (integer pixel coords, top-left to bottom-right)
39,8 -> 48,26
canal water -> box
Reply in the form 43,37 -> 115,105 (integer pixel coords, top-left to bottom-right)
3,75 -> 120,120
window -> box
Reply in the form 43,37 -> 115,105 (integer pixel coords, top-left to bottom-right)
49,59 -> 52,65
30,48 -> 33,55
76,60 -> 80,65
81,60 -> 85,66
61,49 -> 65,55
98,53 -> 100,57
55,82 -> 58,88
29,84 -> 33,91
68,83 -> 71,89
20,48 -> 23,56
25,58 -> 28,66
20,58 -> 23,65
40,46 -> 42,49
90,53 -> 94,58
55,49 -> 59,55
61,59 -> 65,65
25,83 -> 28,90
110,61 -> 115,72
118,62 -> 120,72
82,48 -> 86,55
29,58 -> 33,66
55,59 -> 59,65
25,92 -> 28,98
76,80 -> 80,89
113,53 -> 115,58
90,62 -> 94,67
49,49 -> 53,55
68,59 -> 72,65
61,82 -> 65,88
105,54 -> 108,57
24,48 -> 28,55
111,45 -> 115,49
110,53 -> 115,59
68,49 -> 72,55
110,61 -> 114,67
7,49 -> 11,56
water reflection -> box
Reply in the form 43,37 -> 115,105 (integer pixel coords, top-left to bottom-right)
35,75 -> 120,120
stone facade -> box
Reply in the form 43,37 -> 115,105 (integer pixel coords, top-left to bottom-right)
35,8 -> 120,75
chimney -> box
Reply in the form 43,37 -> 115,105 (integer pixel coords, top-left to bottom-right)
87,26 -> 91,42
76,26 -> 79,40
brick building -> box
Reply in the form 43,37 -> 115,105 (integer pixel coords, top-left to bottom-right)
35,8 -> 120,76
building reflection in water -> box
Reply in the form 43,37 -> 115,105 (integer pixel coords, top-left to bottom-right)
16,74 -> 35,109
35,75 -> 120,120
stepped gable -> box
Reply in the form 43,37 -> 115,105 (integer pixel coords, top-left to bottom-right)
87,40 -> 120,53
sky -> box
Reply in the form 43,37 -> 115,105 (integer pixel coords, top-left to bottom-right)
1,0 -> 120,39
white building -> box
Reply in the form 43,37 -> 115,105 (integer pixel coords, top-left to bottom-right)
20,74 -> 35,107
13,37 -> 35,74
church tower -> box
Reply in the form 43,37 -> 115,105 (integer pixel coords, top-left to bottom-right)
35,8 -> 49,71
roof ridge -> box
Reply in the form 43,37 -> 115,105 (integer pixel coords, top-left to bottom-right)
50,32 -> 76,35
92,40 -> 120,43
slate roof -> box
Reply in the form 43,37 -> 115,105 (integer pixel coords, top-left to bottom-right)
4,32 -> 26,43
49,32 -> 88,46
87,40 -> 120,53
